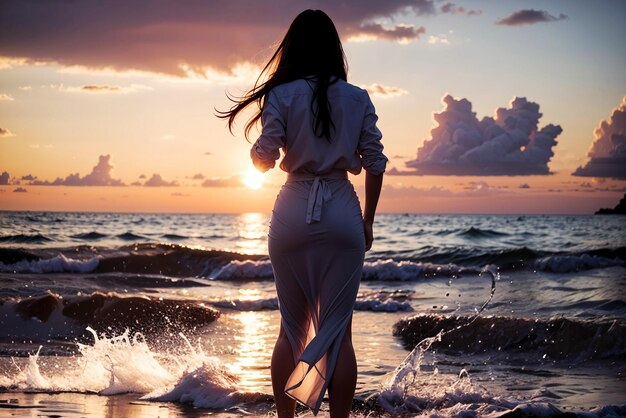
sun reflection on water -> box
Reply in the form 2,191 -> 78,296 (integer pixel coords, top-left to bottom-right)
235,213 -> 267,255
230,310 -> 273,393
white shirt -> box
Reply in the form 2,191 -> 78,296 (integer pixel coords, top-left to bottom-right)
251,78 -> 387,176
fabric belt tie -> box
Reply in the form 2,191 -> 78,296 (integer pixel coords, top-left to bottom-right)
286,170 -> 348,224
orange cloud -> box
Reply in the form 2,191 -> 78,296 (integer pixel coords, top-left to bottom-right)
29,155 -> 125,186
143,174 -> 178,187
0,127 -> 15,137
59,84 -> 152,94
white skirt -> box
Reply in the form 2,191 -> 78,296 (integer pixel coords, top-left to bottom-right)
268,170 -> 365,414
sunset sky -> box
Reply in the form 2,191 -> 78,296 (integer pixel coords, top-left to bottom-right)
1,0 -> 625,214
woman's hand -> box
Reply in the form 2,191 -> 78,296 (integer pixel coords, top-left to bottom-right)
363,171 -> 383,252
363,219 -> 373,251
250,147 -> 275,172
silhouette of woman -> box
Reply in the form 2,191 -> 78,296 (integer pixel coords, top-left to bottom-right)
219,10 -> 387,417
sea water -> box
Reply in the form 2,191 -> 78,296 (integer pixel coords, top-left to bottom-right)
0,212 -> 625,416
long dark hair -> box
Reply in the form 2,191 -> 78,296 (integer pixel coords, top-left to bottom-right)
217,9 -> 348,141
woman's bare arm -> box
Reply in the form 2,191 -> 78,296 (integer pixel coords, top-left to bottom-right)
363,171 -> 383,251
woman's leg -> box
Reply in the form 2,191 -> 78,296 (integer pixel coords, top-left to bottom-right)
271,325 -> 296,418
328,320 -> 357,418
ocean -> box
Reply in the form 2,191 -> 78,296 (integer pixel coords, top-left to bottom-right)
0,211 -> 625,417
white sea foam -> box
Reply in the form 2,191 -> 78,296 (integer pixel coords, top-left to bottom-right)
3,327 -> 237,400
0,254 -> 99,274
354,298 -> 413,312
362,259 -> 424,281
207,258 -> 470,281
362,259 -> 470,281
207,259 -> 274,280
143,360 -> 244,408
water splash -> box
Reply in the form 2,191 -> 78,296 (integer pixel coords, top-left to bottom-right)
378,265 -> 499,414
4,327 -> 224,395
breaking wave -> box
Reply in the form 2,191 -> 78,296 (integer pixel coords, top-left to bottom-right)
0,243 -> 624,278
1,291 -> 220,342
393,313 -> 626,362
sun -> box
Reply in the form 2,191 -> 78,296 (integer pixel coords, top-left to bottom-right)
242,170 -> 265,190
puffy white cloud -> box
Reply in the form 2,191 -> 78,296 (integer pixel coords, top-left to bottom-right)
398,94 -> 562,176
573,96 -> 626,179
362,83 -> 408,98
30,155 -> 125,186
143,174 -> 178,187
496,9 -> 568,26
0,93 -> 14,101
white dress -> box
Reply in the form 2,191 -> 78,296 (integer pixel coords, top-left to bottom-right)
251,77 -> 387,414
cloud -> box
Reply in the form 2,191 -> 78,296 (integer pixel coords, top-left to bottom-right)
60,84 -> 152,94
440,3 -> 481,16
362,83 -> 408,98
0,1 -> 437,77
0,171 -> 9,185
519,183 -> 530,189
13,187 -> 27,193
383,182 -> 508,199
30,154 -> 125,186
348,23 -> 426,43
202,175 -> 244,188
573,96 -> 626,179
0,57 -> 34,70
0,127 -> 15,137
428,34 -> 451,45
396,94 -> 563,176
19,86 -> 32,91
143,174 -> 178,187
0,93 -> 14,101
21,174 -> 36,181
496,9 -> 568,26
190,173 -> 205,180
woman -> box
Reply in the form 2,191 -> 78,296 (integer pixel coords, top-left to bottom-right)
219,10 -> 386,417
